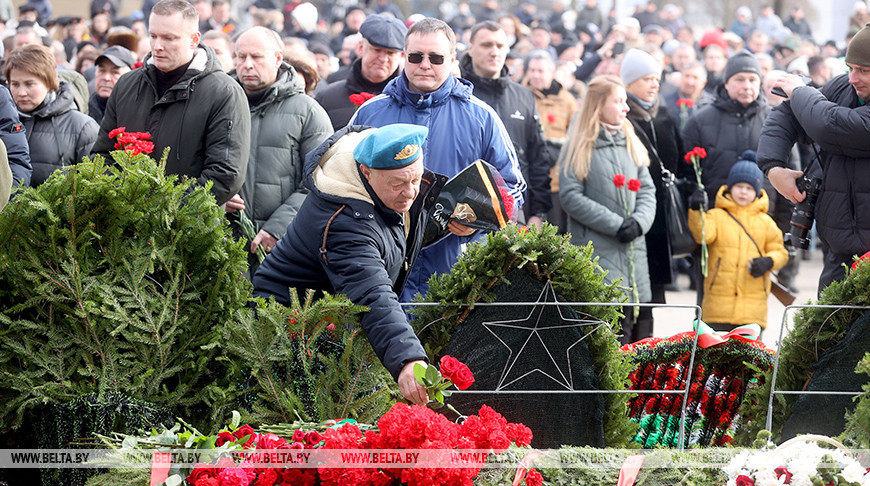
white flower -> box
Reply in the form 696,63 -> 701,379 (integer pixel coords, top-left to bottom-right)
841,462 -> 867,483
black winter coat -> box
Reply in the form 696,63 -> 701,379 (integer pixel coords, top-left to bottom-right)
682,85 -> 770,203
253,126 -> 446,380
314,58 -> 400,131
627,94 -> 690,284
92,46 -> 250,206
459,54 -> 552,218
19,82 -> 98,186
758,74 -> 870,258
0,85 -> 31,187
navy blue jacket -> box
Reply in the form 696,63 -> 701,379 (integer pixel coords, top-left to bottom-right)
253,126 -> 446,379
0,86 -> 31,187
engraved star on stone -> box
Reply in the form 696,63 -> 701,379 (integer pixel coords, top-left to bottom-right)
482,280 -> 608,391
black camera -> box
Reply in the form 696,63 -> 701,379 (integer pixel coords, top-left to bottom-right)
784,176 -> 822,249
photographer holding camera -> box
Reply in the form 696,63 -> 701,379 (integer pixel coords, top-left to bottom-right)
758,24 -> 870,291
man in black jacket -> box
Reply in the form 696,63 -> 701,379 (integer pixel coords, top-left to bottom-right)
760,25 -> 870,290
683,50 -> 770,203
253,124 -> 444,406
91,0 -> 249,206
460,21 -> 551,227
315,14 -> 406,131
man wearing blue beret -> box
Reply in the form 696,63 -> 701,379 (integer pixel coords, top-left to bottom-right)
253,123 -> 446,405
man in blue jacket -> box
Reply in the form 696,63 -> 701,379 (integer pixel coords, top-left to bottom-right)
253,124 -> 445,405
350,17 -> 526,301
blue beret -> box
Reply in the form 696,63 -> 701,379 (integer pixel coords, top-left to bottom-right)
358,14 -> 407,52
354,124 -> 428,169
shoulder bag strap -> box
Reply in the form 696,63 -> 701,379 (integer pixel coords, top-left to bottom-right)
724,209 -> 763,257
629,118 -> 673,180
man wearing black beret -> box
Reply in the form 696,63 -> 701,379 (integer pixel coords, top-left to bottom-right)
315,14 -> 407,130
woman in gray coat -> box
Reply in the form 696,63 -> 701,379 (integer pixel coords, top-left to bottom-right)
559,75 -> 657,345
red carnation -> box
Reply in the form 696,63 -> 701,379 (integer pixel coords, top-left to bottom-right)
627,178 -> 641,192
613,174 -> 626,188
774,466 -> 793,484
735,475 -> 755,486
108,127 -> 126,139
677,98 -> 694,108
349,91 -> 375,107
526,468 -> 543,486
498,186 -> 515,220
546,113 -> 556,124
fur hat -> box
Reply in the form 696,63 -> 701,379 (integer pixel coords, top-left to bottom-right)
727,151 -> 763,197
620,48 -> 661,87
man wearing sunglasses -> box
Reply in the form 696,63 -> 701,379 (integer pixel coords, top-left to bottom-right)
350,17 -> 526,302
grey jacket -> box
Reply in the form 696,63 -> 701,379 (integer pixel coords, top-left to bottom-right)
559,128 -> 656,302
234,63 -> 332,239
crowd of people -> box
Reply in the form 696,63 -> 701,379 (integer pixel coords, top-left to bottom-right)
1,0 -> 869,402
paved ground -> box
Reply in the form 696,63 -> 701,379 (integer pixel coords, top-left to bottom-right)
652,249 -> 824,351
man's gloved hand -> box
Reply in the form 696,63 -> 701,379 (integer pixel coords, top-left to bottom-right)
748,256 -> 774,278
689,189 -> 709,210
616,217 -> 643,243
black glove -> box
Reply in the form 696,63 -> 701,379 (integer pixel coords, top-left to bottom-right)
748,257 -> 774,278
689,189 -> 709,211
616,218 -> 643,243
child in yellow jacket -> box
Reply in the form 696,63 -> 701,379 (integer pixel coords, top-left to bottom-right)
688,153 -> 788,331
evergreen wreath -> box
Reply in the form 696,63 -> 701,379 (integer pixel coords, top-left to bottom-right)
0,147 -> 248,435
410,223 -> 638,447
735,257 -> 870,446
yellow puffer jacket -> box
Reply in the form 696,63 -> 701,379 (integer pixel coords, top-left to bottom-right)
688,186 -> 788,328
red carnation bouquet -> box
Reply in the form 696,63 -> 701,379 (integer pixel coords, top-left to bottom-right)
614,173 -> 643,316
349,91 -> 375,107
109,127 -> 154,156
685,147 -> 709,276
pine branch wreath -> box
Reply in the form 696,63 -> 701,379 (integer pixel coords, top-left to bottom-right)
410,223 -> 638,447
735,259 -> 870,445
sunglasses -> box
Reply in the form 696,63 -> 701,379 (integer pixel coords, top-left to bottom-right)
406,53 -> 446,65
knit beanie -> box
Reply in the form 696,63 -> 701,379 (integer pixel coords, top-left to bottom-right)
727,150 -> 763,197
724,49 -> 762,82
620,48 -> 661,87
846,23 -> 870,67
